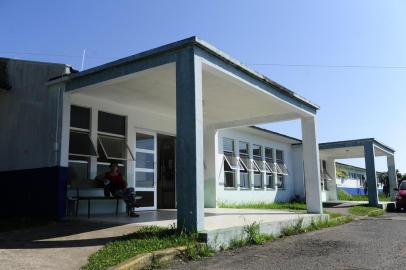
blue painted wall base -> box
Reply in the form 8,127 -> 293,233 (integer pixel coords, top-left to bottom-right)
338,187 -> 383,196
0,166 -> 67,219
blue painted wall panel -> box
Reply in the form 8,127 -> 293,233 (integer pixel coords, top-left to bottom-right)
0,166 -> 68,219
337,187 -> 383,196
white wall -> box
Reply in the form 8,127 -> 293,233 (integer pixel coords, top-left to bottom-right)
212,127 -> 299,205
291,144 -> 305,199
67,93 -> 176,214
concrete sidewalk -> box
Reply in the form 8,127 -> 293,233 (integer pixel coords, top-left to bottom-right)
0,220 -> 142,270
0,208 -> 324,269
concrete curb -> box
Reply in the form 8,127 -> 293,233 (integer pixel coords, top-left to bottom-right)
110,246 -> 187,270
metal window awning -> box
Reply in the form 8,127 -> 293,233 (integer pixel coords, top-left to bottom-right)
253,159 -> 271,173
98,135 -> 135,161
69,130 -> 98,158
223,154 -> 242,170
321,171 -> 333,181
276,163 -> 289,176
265,161 -> 277,174
239,157 -> 259,172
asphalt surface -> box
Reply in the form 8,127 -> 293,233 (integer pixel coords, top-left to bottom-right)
164,213 -> 406,270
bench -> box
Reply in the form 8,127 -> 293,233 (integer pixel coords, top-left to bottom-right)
67,180 -> 121,218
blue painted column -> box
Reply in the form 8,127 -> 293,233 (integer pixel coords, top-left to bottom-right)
175,48 -> 204,232
387,155 -> 397,200
364,142 -> 379,206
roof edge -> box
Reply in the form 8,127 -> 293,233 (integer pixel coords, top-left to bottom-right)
319,138 -> 395,153
48,36 -> 319,111
250,126 -> 302,143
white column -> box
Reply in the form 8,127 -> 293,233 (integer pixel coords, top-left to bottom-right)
387,155 -> 397,200
249,143 -> 254,190
234,140 -> 241,189
261,146 -> 266,189
326,158 -> 338,201
301,117 -> 323,214
59,89 -> 71,168
203,126 -> 219,208
272,148 -> 278,189
126,115 -> 136,188
89,108 -> 98,179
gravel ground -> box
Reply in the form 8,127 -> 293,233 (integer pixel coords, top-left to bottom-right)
164,213 -> 406,270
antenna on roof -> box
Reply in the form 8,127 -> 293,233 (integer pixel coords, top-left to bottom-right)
81,49 -> 86,71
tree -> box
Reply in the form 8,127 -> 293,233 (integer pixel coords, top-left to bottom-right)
397,169 -> 402,180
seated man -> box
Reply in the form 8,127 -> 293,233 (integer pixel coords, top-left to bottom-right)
96,161 -> 139,217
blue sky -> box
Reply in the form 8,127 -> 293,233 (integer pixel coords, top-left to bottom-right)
1,0 -> 405,172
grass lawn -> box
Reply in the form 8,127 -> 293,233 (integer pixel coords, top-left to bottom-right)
337,189 -> 391,202
83,207 -> 350,269
280,215 -> 352,237
229,214 -> 352,249
348,205 -> 384,217
218,201 -> 307,211
82,226 -> 212,270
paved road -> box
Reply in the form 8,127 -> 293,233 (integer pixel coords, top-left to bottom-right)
165,213 -> 406,270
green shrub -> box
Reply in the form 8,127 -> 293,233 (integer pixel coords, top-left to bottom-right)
229,222 -> 275,249
337,189 -> 391,202
349,206 -> 384,217
218,201 -> 306,211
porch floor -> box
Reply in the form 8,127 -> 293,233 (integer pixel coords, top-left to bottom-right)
69,208 -> 326,249
69,208 -> 321,231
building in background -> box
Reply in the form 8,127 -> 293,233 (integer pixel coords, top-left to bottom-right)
335,162 -> 385,196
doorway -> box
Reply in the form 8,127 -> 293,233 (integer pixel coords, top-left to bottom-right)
157,134 -> 176,209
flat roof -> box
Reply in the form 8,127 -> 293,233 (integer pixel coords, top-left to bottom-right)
319,138 -> 395,154
251,127 -> 395,155
250,126 -> 302,144
48,36 -> 320,112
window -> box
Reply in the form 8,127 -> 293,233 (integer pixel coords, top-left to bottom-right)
277,175 -> 285,189
98,135 -> 134,161
276,150 -> 287,189
68,158 -> 88,185
321,160 -> 332,191
96,163 -> 125,178
68,105 -> 96,183
223,138 -> 234,153
70,105 -> 90,130
135,132 -> 156,189
264,147 -> 277,173
239,141 -> 250,189
136,133 -> 155,151
252,144 -> 262,189
98,111 -> 125,136
223,138 -> 236,188
97,111 -> 130,177
97,111 -> 134,161
275,150 -> 289,175
265,147 -> 275,189
69,131 -> 97,157
238,142 -> 258,172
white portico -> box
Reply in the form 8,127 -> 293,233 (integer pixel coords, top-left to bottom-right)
49,37 -> 324,232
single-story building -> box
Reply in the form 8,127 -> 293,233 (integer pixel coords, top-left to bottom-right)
335,162 -> 385,196
0,37 -> 396,231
